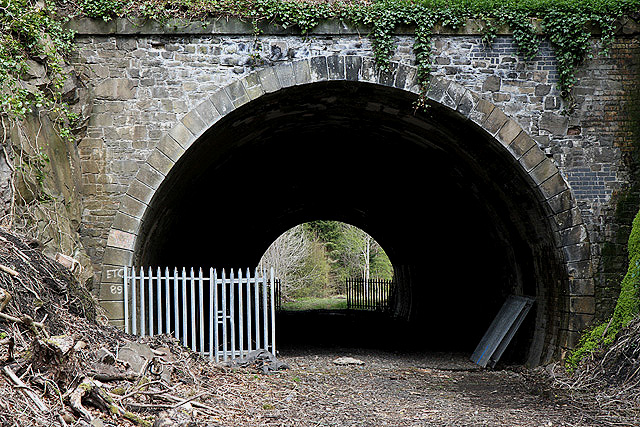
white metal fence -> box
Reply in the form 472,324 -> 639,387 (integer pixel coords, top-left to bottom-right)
123,267 -> 276,362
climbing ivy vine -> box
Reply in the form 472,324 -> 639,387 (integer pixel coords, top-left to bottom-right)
2,0 -> 640,125
0,0 -> 75,125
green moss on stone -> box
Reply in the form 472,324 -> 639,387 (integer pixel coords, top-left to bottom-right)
123,410 -> 152,427
568,208 -> 640,368
110,386 -> 126,395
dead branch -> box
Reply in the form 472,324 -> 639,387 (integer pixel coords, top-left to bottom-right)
66,379 -> 92,421
0,335 -> 14,360
0,265 -> 18,277
2,366 -> 47,412
67,377 -> 153,426
0,311 -> 41,327
169,391 -> 208,409
160,392 -> 219,414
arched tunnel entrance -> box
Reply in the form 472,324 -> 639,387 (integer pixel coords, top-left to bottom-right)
133,80 -> 568,366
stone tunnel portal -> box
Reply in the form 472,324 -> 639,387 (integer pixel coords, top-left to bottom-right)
134,81 -> 568,366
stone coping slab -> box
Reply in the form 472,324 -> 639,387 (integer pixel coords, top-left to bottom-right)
67,16 -> 640,36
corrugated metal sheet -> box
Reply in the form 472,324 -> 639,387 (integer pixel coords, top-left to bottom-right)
471,295 -> 535,368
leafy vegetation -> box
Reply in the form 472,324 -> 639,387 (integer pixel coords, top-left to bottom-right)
2,0 -> 639,132
567,207 -> 640,369
0,0 -> 76,126
260,221 -> 392,300
308,221 -> 393,285
281,295 -> 348,311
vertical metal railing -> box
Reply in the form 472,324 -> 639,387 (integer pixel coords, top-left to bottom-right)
273,278 -> 282,311
124,267 -> 276,362
346,277 -> 393,311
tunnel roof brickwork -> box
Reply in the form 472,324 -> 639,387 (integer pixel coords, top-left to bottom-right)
70,27 -> 639,352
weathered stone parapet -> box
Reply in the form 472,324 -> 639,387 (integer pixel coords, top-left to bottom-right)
67,17 -> 640,37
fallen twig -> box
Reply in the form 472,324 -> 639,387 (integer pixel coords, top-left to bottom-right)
0,265 -> 18,277
170,391 -> 208,409
0,312 -> 44,329
2,366 -> 47,412
0,335 -> 14,360
0,312 -> 48,339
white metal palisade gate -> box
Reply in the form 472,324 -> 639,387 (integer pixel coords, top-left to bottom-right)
123,267 -> 276,362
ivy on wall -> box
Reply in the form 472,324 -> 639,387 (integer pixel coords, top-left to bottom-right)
2,0 -> 639,128
0,0 -> 76,130
0,0 -> 79,236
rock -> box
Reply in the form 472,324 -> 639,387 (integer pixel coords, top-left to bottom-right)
90,362 -> 135,381
224,349 -> 289,373
153,411 -> 177,427
24,59 -> 46,79
333,356 -> 365,366
46,335 -> 75,355
117,341 -> 173,382
539,112 -> 568,135
153,408 -> 194,426
482,75 -> 501,92
117,341 -> 154,374
0,288 -> 11,312
534,84 -> 552,96
54,253 -> 81,273
93,78 -> 137,100
95,347 -> 116,365
61,411 -> 75,424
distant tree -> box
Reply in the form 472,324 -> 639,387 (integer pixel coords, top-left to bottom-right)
261,221 -> 393,299
258,225 -> 331,298
293,240 -> 332,298
305,220 -> 341,252
333,223 -> 393,285
258,225 -> 311,296
369,238 -> 393,280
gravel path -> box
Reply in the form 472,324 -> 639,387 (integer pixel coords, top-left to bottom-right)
241,347 -> 595,427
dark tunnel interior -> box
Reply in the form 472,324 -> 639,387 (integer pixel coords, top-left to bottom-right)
134,81 -> 569,365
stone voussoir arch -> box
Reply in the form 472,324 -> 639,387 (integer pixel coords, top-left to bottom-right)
100,54 -> 592,333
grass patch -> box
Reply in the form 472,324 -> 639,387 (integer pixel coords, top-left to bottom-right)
281,295 -> 348,311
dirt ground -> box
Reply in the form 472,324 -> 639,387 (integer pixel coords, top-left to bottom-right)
224,346 -> 596,427
1,229 -> 633,427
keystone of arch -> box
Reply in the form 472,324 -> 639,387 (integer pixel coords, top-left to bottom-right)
101,54 -> 593,322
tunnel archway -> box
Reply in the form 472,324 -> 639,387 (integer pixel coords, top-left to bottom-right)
103,57 -> 590,366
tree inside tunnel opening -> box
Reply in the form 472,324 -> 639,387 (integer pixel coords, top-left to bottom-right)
258,221 -> 393,311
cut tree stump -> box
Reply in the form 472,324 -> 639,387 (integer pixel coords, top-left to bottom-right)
31,335 -> 77,386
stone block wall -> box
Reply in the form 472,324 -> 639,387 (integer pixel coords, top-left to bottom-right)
426,34 -> 640,321
68,19 -> 640,330
586,37 -> 640,322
